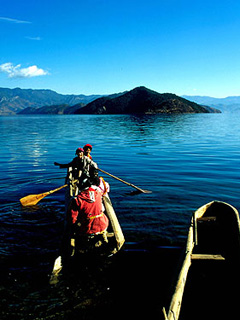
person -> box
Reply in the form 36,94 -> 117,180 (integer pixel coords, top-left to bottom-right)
68,176 -> 110,253
83,144 -> 93,159
54,147 -> 98,180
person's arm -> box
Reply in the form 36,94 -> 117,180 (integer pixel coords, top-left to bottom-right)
54,161 -> 72,169
84,156 -> 98,169
69,197 -> 80,224
99,177 -> 110,195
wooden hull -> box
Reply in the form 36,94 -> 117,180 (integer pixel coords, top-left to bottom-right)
102,193 -> 125,252
164,201 -> 240,320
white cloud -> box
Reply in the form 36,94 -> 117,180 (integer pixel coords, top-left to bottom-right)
0,63 -> 49,78
0,17 -> 31,24
25,36 -> 42,41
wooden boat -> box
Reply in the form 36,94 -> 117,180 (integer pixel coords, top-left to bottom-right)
49,168 -> 125,284
163,200 -> 240,320
65,166 -> 125,254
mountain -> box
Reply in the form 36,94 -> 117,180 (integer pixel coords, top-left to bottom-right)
182,95 -> 240,113
18,103 -> 85,115
0,87 -> 102,115
19,91 -> 127,115
0,86 -> 223,116
75,87 -> 220,114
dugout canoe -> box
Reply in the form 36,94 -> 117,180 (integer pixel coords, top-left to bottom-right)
49,170 -> 125,284
64,167 -> 125,254
163,200 -> 240,320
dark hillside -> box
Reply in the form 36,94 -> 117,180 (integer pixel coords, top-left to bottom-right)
75,87 -> 220,114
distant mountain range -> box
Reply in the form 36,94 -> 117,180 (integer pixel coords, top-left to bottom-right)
0,86 -> 229,115
182,95 -> 240,113
0,87 -> 101,115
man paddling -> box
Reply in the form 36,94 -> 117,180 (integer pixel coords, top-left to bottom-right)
54,147 -> 98,181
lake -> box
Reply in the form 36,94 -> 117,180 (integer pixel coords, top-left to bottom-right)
1,113 -> 240,319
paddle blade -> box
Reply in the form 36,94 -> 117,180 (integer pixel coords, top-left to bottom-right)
142,189 -> 152,194
20,184 -> 68,206
128,189 -> 152,196
20,192 -> 49,206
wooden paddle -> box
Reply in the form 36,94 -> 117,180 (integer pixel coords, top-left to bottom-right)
20,184 -> 68,206
98,168 -> 152,194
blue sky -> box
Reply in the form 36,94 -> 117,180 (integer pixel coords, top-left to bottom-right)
1,0 -> 240,97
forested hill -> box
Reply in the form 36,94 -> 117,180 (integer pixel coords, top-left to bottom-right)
75,86 -> 220,114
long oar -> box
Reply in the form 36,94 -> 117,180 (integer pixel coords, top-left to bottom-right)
20,184 -> 68,206
98,168 -> 152,194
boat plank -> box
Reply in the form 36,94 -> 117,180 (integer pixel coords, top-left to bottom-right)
191,254 -> 225,260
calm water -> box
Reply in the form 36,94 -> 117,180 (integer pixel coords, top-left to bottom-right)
1,113 -> 240,319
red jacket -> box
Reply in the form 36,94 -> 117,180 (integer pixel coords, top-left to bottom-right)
70,187 -> 109,235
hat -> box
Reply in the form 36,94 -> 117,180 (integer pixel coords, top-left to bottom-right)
83,144 -> 92,150
76,147 -> 84,154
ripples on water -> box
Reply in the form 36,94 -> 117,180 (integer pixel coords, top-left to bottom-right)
1,113 -> 240,318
